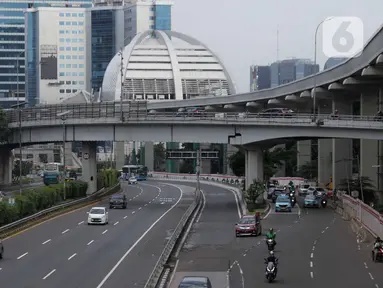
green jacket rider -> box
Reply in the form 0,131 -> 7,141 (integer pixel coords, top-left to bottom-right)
266,228 -> 276,240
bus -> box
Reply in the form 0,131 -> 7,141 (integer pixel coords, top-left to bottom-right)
43,162 -> 65,185
121,165 -> 148,181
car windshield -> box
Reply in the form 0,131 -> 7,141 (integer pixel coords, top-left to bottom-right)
111,195 -> 123,199
316,188 -> 325,191
274,190 -> 284,195
90,208 -> 105,214
179,277 -> 208,287
306,195 -> 315,200
239,217 -> 255,224
277,197 -> 289,202
302,184 -> 310,189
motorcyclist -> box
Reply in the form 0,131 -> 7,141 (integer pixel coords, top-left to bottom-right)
265,251 -> 278,275
374,237 -> 383,249
266,228 -> 276,240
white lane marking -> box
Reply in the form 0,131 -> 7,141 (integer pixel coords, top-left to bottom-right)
149,201 -> 152,204
17,252 -> 28,260
325,226 -> 329,230
321,230 -> 325,234
312,246 -> 315,251
310,271 -> 314,278
68,253 -> 77,260
114,221 -> 119,226
132,211 -> 135,214
369,272 -> 374,280
160,202 -> 165,205
144,204 -> 148,206
376,284 -> 379,288
0,268 -> 2,271
129,199 -> 132,201
314,240 -> 317,245
310,253 -> 314,258
138,207 -> 142,210
96,183 -> 183,288
310,261 -> 313,267
42,239 -> 51,245
62,229 -> 70,234
43,269 -> 56,280
196,189 -> 206,223
364,262 -> 368,268
102,229 -> 108,235
229,189 -> 242,218
123,216 -> 127,219
87,240 -> 94,246
78,221 -> 84,225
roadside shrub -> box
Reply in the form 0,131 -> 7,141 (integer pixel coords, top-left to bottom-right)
0,180 -> 88,227
97,169 -> 119,190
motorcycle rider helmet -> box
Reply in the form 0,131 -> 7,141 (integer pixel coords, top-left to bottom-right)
377,237 -> 381,242
269,228 -> 274,233
269,251 -> 274,256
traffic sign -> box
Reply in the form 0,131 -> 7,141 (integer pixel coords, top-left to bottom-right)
83,153 -> 89,160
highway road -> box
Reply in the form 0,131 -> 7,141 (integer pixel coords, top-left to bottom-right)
170,188 -> 383,288
0,180 -> 196,288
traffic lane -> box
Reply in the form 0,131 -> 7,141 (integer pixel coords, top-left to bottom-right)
95,183 -> 196,288
0,184 -> 158,287
170,184 -> 240,287
38,182 -> 186,288
232,207 -> 336,287
1,183 -> 141,253
358,237 -> 383,286
313,215 -> 379,288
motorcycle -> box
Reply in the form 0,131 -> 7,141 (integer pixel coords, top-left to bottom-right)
266,238 -> 276,251
264,259 -> 277,282
321,199 -> 327,208
372,246 -> 383,262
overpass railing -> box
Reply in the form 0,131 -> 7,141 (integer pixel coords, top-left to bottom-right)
338,193 -> 383,238
6,103 -> 383,128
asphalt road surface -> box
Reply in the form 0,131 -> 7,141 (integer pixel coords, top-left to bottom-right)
0,180 -> 195,288
170,190 -> 383,288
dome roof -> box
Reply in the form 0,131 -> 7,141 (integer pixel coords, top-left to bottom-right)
101,30 -> 235,101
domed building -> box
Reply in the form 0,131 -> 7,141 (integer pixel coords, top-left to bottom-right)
101,30 -> 236,101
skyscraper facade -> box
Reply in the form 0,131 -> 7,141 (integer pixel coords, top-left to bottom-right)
0,0 -> 92,108
250,65 -> 270,91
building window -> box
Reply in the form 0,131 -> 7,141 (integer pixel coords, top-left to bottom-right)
59,89 -> 65,93
72,81 -> 77,85
59,21 -> 64,25
79,13 -> 84,17
72,47 -> 77,51
72,21 -> 77,25
72,30 -> 77,34
66,64 -> 71,68
66,38 -> 70,42
79,55 -> 84,59
66,81 -> 71,84
66,30 -> 70,34
66,72 -> 71,76
72,64 -> 77,68
59,55 -> 64,59
72,38 -> 77,42
149,16 -> 154,20
150,25 -> 155,29
79,81 -> 84,85
73,89 -> 77,93
66,89 -> 71,93
79,47 -> 84,51
78,30 -> 84,34
59,13 -> 64,17
72,72 -> 77,76
60,64 -> 64,68
72,55 -> 78,59
79,64 -> 84,68
66,55 -> 71,59
66,13 -> 70,17
79,72 -> 84,76
59,47 -> 64,51
72,13 -> 77,17
59,30 -> 64,34
66,21 -> 70,25
66,47 -> 70,51
150,6 -> 154,11
79,21 -> 83,26
59,72 -> 65,76
78,38 -> 84,42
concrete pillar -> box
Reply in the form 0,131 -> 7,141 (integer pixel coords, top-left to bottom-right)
0,147 -> 13,185
297,140 -> 311,167
115,141 -> 125,169
201,159 -> 211,174
360,92 -> 380,188
332,98 -> 353,188
318,102 -> 332,185
82,141 -> 97,195
64,142 -> 73,167
245,146 -> 263,189
144,142 -> 154,171
273,144 -> 285,177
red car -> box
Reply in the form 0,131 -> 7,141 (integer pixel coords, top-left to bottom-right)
235,215 -> 262,237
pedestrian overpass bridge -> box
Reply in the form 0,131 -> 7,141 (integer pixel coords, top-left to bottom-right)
5,104 -> 383,145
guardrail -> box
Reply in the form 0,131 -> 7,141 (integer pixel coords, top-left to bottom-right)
144,188 -> 202,288
6,103 -> 383,127
341,193 -> 383,238
0,182 -> 121,238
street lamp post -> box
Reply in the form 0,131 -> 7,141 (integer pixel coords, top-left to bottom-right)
118,48 -> 124,121
313,17 -> 333,119
57,111 -> 71,200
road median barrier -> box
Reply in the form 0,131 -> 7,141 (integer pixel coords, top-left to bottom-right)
144,189 -> 203,288
0,182 -> 121,239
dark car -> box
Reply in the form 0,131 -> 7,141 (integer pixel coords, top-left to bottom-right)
271,189 -> 285,203
235,214 -> 262,237
258,108 -> 295,118
178,276 -> 212,288
109,194 -> 127,209
0,239 -> 3,259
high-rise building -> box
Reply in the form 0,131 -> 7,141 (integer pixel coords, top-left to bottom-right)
0,0 -> 92,108
324,57 -> 347,70
250,65 -> 270,91
295,59 -> 319,80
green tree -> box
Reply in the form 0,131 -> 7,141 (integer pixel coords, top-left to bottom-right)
297,160 -> 318,180
12,160 -> 33,181
245,179 -> 265,210
0,107 -> 9,144
229,148 -> 245,176
154,142 -> 166,171
339,176 -> 376,204
130,149 -> 137,165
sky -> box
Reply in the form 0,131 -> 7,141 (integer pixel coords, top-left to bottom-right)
172,0 -> 383,93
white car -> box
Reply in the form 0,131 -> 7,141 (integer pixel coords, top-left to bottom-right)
87,207 -> 108,225
128,177 -> 137,184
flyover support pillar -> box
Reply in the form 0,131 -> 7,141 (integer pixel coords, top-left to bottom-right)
0,147 -> 12,185
332,98 -> 353,189
360,92 -> 381,190
144,142 -> 154,171
318,104 -> 332,186
115,141 -> 125,169
297,141 -> 311,168
82,141 -> 97,195
245,146 -> 263,189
